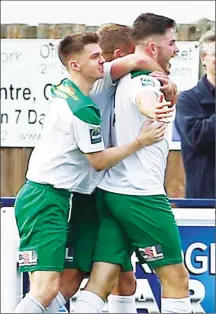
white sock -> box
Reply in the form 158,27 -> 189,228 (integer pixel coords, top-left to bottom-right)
13,293 -> 45,313
108,294 -> 137,313
46,292 -> 68,313
161,297 -> 192,313
74,290 -> 104,313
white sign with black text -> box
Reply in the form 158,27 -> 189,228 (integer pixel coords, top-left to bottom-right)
1,39 -> 199,148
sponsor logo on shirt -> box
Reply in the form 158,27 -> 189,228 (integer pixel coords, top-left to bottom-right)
58,85 -> 79,100
140,77 -> 155,87
138,244 -> 164,261
89,127 -> 102,144
18,250 -> 38,266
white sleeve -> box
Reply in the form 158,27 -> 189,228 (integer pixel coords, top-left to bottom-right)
73,116 -> 105,153
42,98 -> 73,134
90,61 -> 116,95
129,75 -> 162,105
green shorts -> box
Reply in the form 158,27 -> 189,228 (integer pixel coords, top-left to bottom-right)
15,180 -> 71,272
94,190 -> 183,269
65,191 -> 133,273
65,192 -> 99,273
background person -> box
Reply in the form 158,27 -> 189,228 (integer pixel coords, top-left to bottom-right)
175,29 -> 215,199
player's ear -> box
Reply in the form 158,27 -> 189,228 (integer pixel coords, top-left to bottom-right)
113,49 -> 121,59
69,60 -> 80,72
147,42 -> 158,57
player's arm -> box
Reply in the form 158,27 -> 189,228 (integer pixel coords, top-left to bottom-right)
131,75 -> 174,122
136,92 -> 173,122
73,110 -> 165,172
85,120 -> 166,171
91,55 -> 164,95
111,53 -> 165,81
74,116 -> 142,172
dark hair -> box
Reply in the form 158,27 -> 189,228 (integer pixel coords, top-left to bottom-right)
98,23 -> 132,54
132,13 -> 176,43
58,32 -> 99,67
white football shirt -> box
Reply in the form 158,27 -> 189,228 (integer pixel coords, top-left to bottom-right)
27,62 -> 115,194
99,73 -> 169,195
72,61 -> 117,193
26,82 -> 105,193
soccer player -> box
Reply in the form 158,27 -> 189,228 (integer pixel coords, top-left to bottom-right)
13,31 -> 172,313
45,25 -> 176,314
74,14 -> 192,313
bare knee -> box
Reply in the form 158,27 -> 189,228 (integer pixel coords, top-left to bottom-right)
85,262 -> 121,300
112,271 -> 136,296
29,271 -> 61,307
60,269 -> 86,298
155,264 -> 189,298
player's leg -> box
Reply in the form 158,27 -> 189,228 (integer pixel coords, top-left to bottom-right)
108,270 -> 137,313
13,181 -> 70,313
138,195 -> 191,313
65,191 -> 136,313
46,268 -> 86,313
154,264 -> 190,313
108,193 -> 192,313
74,188 -> 129,313
46,192 -> 99,312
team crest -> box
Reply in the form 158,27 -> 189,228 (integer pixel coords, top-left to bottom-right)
140,77 -> 155,87
89,126 -> 102,144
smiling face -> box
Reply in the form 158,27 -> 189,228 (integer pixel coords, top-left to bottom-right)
135,28 -> 179,75
132,13 -> 178,74
58,32 -> 105,83
71,43 -> 105,81
156,28 -> 179,74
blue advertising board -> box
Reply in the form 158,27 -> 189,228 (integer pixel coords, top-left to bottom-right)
1,198 -> 215,313
133,225 -> 215,313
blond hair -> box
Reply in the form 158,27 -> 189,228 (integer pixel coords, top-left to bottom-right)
198,29 -> 215,56
98,23 -> 132,54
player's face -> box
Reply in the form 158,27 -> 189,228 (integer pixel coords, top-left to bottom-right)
201,41 -> 215,77
78,43 -> 105,81
156,28 -> 179,74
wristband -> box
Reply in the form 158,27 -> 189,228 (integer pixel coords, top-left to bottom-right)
136,137 -> 142,149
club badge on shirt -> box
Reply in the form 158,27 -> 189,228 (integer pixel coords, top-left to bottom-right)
89,126 -> 102,144
140,77 -> 155,87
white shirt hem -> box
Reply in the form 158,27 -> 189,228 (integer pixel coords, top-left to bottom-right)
97,184 -> 165,196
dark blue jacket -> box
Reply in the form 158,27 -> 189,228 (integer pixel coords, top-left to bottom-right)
175,75 -> 215,199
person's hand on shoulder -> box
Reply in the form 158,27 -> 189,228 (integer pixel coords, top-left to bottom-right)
150,71 -> 178,105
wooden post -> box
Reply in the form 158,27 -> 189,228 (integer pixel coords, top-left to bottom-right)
85,25 -> 99,32
59,24 -> 86,37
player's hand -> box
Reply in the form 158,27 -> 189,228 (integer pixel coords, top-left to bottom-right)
154,94 -> 174,123
150,71 -> 178,105
136,119 -> 167,147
